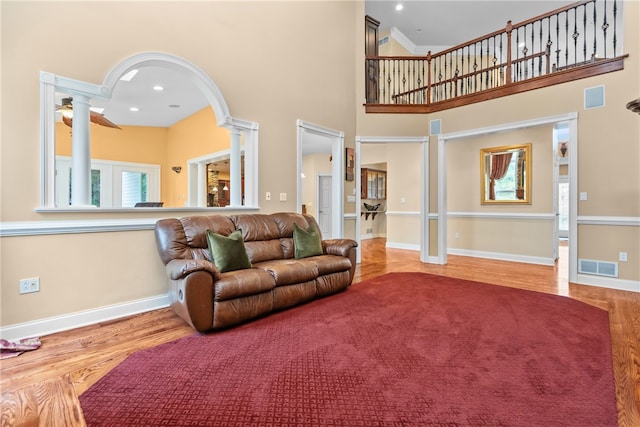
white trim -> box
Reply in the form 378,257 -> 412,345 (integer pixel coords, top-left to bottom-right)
448,248 -> 555,266
576,274 -> 640,293
0,219 -> 158,236
384,210 -> 420,216
441,113 -> 578,142
447,212 -> 556,220
577,216 -> 640,226
102,52 -> 230,126
386,241 -> 420,251
388,27 -> 433,55
0,294 -> 170,341
0,212 -> 252,237
361,232 -> 387,240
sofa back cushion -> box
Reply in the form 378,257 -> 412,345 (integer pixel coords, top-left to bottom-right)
231,214 -> 284,263
271,213 -> 323,259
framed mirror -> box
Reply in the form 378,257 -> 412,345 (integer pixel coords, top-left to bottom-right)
480,143 -> 531,204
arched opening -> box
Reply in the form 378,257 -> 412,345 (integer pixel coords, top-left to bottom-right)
40,52 -> 258,210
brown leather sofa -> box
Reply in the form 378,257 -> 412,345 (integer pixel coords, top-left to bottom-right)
155,212 -> 358,332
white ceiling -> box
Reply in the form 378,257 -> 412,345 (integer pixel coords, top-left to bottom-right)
90,66 -> 209,128
366,1 -> 575,49
90,1 -> 574,131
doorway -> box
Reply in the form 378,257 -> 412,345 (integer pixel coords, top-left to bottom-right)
296,120 -> 344,239
438,113 -> 578,282
355,136 -> 429,264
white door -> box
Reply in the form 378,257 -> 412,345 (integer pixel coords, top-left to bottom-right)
558,176 -> 569,239
318,175 -> 332,236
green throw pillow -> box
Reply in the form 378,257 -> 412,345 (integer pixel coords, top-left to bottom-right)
206,229 -> 252,273
293,222 -> 323,259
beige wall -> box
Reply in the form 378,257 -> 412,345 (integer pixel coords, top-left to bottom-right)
0,1 -> 357,329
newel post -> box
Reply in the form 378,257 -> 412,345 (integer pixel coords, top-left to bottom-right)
426,51 -> 432,106
505,20 -> 513,84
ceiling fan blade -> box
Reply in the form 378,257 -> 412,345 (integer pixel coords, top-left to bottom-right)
61,112 -> 122,130
62,114 -> 73,128
90,111 -> 122,129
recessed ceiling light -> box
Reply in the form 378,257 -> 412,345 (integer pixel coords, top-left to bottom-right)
153,85 -> 164,91
395,3 -> 403,11
129,107 -> 139,112
120,69 -> 138,82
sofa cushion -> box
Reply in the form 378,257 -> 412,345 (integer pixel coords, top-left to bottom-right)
214,268 -> 276,301
206,229 -> 252,273
183,215 -> 236,249
308,254 -> 353,276
293,223 -> 323,259
243,240 -> 284,264
255,259 -> 318,286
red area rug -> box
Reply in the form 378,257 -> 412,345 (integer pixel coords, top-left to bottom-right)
79,272 -> 617,426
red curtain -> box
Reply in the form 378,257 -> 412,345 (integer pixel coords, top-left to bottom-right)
489,152 -> 513,200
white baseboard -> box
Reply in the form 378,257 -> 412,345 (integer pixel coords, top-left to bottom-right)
386,241 -> 420,251
448,248 -> 555,266
360,233 -> 386,240
576,274 -> 640,293
0,294 -> 170,341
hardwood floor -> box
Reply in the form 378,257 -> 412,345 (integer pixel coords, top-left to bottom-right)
2,238 -> 639,426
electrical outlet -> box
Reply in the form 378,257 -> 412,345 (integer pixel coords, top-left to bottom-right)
19,277 -> 40,294
265,192 -> 271,201
619,252 -> 628,262
279,193 -> 287,201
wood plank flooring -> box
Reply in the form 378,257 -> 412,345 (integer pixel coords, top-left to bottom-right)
2,238 -> 639,426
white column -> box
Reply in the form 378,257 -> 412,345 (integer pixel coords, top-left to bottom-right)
197,162 -> 207,207
70,94 -> 93,207
229,128 -> 242,207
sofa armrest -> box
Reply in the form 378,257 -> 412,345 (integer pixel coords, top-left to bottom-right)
166,259 -> 221,281
322,239 -> 358,257
166,260 -> 221,333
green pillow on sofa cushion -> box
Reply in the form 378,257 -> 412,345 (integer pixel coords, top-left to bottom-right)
206,229 -> 252,273
293,222 -> 323,259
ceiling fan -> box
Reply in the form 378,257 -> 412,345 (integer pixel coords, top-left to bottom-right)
56,97 -> 122,130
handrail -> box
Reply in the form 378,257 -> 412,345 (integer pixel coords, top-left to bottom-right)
365,0 -> 625,111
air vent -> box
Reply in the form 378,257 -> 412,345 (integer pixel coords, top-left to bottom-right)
378,36 -> 390,46
584,85 -> 605,109
430,119 -> 442,135
578,259 -> 618,277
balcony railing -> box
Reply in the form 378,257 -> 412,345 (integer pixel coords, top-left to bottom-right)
365,0 -> 628,113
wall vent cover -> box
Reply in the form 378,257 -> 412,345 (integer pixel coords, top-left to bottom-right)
578,258 -> 618,277
378,36 -> 390,46
430,119 -> 442,135
584,85 -> 605,109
